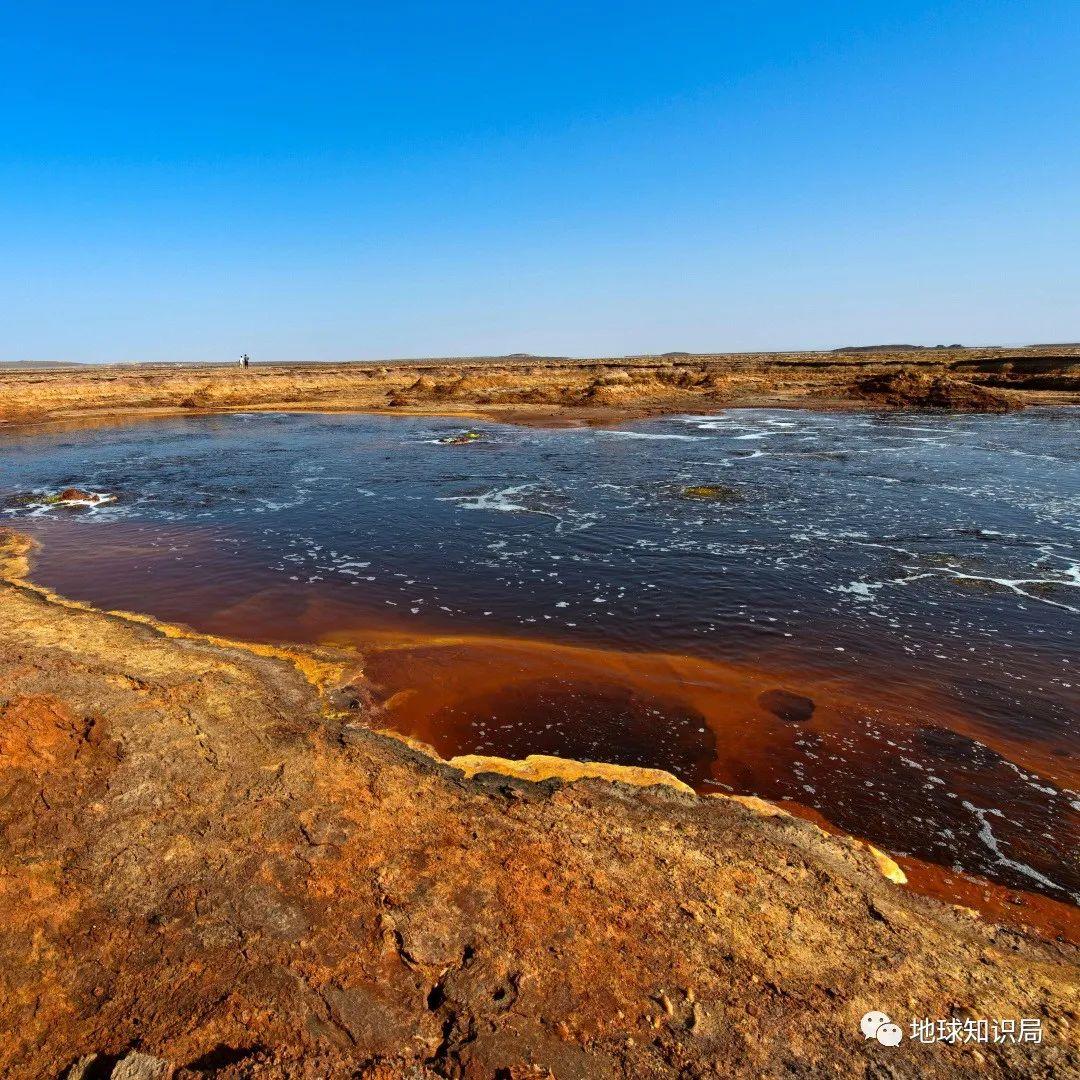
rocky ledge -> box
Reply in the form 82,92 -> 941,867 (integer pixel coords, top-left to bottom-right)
848,370 -> 1015,412
1,347 -> 1077,429
0,529 -> 1076,1078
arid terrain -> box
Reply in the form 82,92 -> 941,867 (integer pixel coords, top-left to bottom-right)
1,523 -> 1078,1079
2,346 -> 1079,428
1,350 -> 1079,1078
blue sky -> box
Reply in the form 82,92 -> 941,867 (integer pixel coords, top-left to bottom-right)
2,2 -> 1078,361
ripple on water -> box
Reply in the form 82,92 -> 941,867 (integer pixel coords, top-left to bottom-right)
2,407 -> 1077,920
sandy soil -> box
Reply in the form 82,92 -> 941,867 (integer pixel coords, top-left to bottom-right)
1,347 -> 1078,429
1,528 -> 1077,1079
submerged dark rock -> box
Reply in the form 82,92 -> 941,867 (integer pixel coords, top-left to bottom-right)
4,488 -> 116,510
758,688 -> 816,723
48,488 -> 116,507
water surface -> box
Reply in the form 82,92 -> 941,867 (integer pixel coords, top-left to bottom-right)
3,408 -> 1077,916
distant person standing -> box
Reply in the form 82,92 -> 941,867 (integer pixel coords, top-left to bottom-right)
239,353 -> 250,368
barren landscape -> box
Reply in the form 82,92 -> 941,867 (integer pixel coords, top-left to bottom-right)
2,346 -> 1078,429
1,350 -> 1078,1078
8,0 -> 1080,1074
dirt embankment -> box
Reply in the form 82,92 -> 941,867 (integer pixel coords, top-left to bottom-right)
1,346 -> 1078,428
0,528 -> 1077,1079
847,370 -> 1015,412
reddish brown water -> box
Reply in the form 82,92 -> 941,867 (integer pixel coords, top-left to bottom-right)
3,409 -> 1077,937
16,522 -> 1078,940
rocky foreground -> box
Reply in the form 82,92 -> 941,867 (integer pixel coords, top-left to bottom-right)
0,528 -> 1077,1079
1,346 -> 1078,427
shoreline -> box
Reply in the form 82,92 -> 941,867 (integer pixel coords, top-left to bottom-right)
3,396 -> 1078,451
2,347 -> 1078,433
1,526 -> 1078,1076
9,522 -> 1080,943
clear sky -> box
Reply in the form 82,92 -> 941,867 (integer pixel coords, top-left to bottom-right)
2,2 -> 1078,362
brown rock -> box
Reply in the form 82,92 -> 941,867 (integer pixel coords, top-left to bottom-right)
65,1056 -> 101,1080
592,369 -> 632,386
110,1052 -> 173,1080
850,369 -> 1014,412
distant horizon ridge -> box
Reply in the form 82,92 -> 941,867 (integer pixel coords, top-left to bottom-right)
4,341 -> 1080,368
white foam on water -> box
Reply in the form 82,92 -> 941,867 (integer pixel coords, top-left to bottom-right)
962,800 -> 1076,901
892,567 -> 1080,614
836,581 -> 884,601
4,490 -> 118,516
438,484 -> 543,514
595,430 -> 704,441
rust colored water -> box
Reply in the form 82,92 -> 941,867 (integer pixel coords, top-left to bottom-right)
2,409 -> 1077,934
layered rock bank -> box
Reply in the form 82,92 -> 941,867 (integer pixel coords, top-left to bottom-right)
848,370 -> 1014,412
0,529 -> 1077,1078
1,346 -> 1078,428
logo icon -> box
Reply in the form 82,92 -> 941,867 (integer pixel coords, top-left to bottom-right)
861,1011 -> 903,1046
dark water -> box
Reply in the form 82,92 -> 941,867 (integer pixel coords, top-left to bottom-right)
2,409 -> 1077,908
